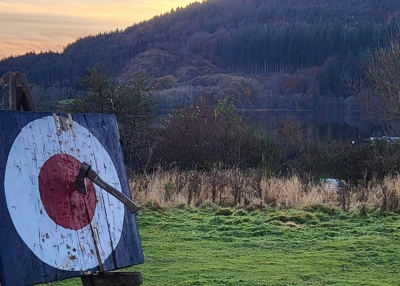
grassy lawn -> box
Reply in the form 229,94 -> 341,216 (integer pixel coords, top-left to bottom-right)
44,207 -> 400,286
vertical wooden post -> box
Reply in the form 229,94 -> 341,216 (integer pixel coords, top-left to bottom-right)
1,71 -> 18,110
1,71 -> 37,111
17,72 -> 37,111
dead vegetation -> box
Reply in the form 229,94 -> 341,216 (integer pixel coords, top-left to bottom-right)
130,168 -> 400,213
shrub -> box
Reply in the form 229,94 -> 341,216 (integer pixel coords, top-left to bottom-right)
302,204 -> 340,215
287,136 -> 400,185
159,96 -> 283,170
215,208 -> 234,216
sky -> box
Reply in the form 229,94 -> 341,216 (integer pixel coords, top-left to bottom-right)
0,0 -> 196,59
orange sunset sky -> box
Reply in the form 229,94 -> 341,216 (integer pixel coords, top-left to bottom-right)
0,0 -> 196,59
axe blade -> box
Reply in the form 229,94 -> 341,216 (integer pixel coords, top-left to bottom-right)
74,162 -> 92,195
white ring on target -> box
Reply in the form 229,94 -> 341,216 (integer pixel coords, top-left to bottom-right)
4,116 -> 125,271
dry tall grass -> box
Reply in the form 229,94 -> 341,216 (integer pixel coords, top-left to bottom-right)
129,168 -> 400,212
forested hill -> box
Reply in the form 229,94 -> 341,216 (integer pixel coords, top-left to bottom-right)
1,0 -> 400,110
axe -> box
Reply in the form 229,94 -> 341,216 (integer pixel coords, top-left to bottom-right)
74,162 -> 140,214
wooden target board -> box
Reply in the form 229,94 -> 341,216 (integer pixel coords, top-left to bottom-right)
0,111 -> 144,286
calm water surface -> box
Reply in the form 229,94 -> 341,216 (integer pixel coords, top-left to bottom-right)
239,109 -> 378,141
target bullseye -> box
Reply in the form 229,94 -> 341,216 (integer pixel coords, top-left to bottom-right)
38,154 -> 96,230
4,116 -> 125,271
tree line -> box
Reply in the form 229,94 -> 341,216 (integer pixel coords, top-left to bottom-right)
0,0 -> 399,103
74,32 -> 400,187
216,20 -> 398,95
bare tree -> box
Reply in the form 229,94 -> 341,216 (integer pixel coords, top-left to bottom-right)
349,37 -> 400,132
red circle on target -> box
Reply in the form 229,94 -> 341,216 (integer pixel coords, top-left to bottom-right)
38,154 -> 97,230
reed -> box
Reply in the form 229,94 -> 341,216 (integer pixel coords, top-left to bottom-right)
130,168 -> 400,212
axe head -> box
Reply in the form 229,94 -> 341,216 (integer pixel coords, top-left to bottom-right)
74,162 -> 92,195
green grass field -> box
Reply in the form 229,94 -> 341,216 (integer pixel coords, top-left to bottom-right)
45,207 -> 400,286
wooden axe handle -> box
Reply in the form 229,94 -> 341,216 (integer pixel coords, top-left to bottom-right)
86,168 -> 140,214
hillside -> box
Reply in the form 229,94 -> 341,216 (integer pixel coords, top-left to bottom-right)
1,0 -> 400,110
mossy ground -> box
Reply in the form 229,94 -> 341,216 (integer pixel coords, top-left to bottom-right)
44,207 -> 400,286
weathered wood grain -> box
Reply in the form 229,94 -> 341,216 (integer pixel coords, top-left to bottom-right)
0,111 -> 144,286
1,72 -> 37,111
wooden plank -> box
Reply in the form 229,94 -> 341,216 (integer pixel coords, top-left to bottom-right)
0,111 -> 144,286
19,73 -> 37,111
1,72 -> 37,111
1,72 -> 18,110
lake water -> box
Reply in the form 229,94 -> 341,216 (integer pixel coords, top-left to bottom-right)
156,108 -> 380,141
239,109 -> 378,141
